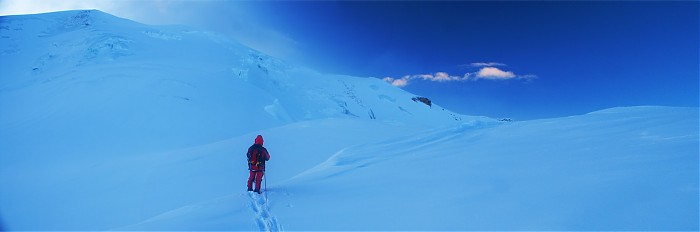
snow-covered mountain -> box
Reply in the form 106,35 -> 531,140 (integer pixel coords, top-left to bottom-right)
0,10 -> 697,231
0,10 -> 472,159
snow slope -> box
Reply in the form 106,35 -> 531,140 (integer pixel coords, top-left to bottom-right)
113,106 -> 698,231
0,10 -> 470,162
0,10 -> 698,231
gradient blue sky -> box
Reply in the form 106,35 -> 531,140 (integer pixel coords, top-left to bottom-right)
1,1 -> 698,119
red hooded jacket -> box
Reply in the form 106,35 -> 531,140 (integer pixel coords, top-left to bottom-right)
247,135 -> 270,171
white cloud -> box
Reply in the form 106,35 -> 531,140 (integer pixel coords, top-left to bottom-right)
383,77 -> 409,87
383,72 -> 469,87
470,62 -> 506,67
390,78 -> 409,87
476,67 -> 516,79
433,72 -> 457,82
383,62 -> 536,87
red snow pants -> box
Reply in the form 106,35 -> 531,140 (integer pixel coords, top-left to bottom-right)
247,171 -> 264,191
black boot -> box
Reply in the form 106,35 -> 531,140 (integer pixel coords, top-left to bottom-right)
254,189 -> 262,194
247,187 -> 253,192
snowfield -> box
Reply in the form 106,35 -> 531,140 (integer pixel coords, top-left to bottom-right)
0,10 -> 698,231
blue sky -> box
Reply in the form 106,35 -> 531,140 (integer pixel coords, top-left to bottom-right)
1,1 -> 698,120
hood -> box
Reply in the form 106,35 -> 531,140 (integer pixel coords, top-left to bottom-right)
254,135 -> 264,146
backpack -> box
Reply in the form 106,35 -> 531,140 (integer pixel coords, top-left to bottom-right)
247,145 -> 265,168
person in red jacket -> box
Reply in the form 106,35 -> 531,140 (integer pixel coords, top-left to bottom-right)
247,135 -> 270,194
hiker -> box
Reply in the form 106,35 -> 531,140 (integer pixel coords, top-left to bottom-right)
247,135 -> 270,194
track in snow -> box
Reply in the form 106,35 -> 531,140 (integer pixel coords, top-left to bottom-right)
248,191 -> 282,231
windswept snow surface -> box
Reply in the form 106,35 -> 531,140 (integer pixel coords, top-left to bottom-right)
120,106 -> 697,231
1,10 -> 698,231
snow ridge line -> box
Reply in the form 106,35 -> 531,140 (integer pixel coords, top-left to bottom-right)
248,192 -> 283,231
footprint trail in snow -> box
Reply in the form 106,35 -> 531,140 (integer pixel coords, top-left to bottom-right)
248,192 -> 283,231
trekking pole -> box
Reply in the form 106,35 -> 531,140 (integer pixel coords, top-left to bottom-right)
264,170 -> 268,207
